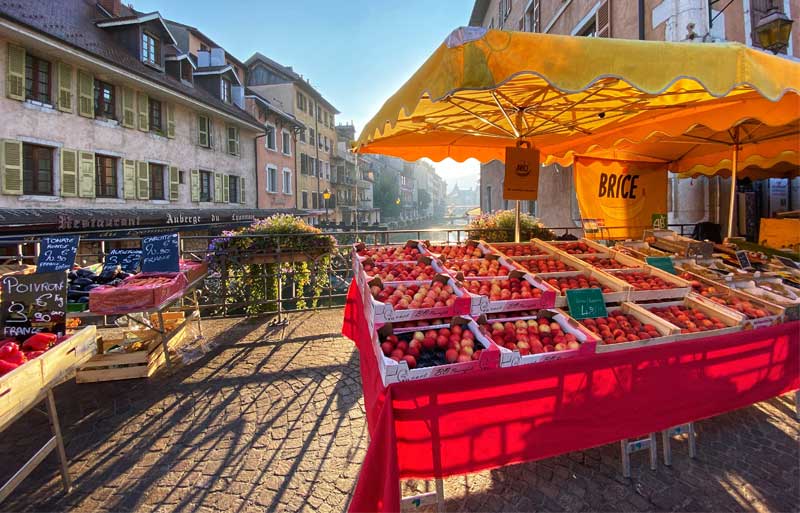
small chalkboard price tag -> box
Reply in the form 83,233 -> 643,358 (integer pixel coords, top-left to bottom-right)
646,256 -> 676,275
565,288 -> 608,320
103,248 -> 142,273
141,233 -> 180,273
0,272 -> 67,340
735,250 -> 753,270
36,235 -> 79,273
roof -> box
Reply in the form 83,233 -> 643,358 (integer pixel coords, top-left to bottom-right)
245,88 -> 305,129
95,10 -> 178,45
468,0 -> 490,26
194,64 -> 242,85
246,52 -> 340,114
0,0 -> 261,129
165,19 -> 246,69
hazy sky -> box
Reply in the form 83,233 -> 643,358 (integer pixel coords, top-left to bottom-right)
133,0 -> 481,190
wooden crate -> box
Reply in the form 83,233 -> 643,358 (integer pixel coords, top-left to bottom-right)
76,315 -> 193,383
576,302 -> 681,353
610,266 -> 692,302
634,295 -> 745,342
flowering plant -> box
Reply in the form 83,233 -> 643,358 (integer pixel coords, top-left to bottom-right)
467,210 -> 554,242
209,214 -> 336,256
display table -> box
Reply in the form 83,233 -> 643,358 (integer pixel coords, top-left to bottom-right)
342,282 -> 800,513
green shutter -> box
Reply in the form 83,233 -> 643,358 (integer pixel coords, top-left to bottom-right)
78,151 -> 95,198
6,44 -> 25,101
239,176 -> 246,204
60,148 -> 78,197
190,169 -> 200,202
198,116 -> 208,147
227,125 -> 239,155
1,139 -> 23,195
123,159 -> 136,199
214,172 -> 222,203
136,161 -> 149,199
166,103 -> 175,138
223,174 -> 229,203
137,92 -> 149,131
77,70 -> 94,118
121,87 -> 135,128
169,165 -> 179,200
56,62 -> 72,113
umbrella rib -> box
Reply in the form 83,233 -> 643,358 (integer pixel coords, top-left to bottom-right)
446,98 -> 516,137
523,89 -> 604,136
491,91 -> 521,138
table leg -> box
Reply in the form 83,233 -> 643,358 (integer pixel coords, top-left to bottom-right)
661,430 -> 673,466
158,311 -> 172,371
620,440 -> 631,478
46,389 -> 71,493
193,289 -> 203,338
687,423 -> 697,458
435,477 -> 444,512
648,433 -> 658,470
795,390 -> 799,420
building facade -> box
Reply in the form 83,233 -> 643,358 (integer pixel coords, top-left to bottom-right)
469,0 -> 798,231
0,0 -> 262,212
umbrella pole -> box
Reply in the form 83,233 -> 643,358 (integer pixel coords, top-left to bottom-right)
726,143 -> 740,239
514,200 -> 521,242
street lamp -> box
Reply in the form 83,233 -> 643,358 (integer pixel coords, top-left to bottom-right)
754,3 -> 793,54
323,188 -> 331,223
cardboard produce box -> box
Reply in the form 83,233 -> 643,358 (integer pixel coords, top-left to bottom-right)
366,274 -> 472,324
462,270 -> 558,315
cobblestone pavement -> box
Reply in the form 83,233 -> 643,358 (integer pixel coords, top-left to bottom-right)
0,309 -> 797,513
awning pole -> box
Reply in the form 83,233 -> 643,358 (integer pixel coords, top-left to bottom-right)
515,200 -> 521,242
726,142 -> 740,239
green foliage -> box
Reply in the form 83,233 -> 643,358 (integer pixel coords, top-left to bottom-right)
467,210 -> 555,242
373,171 -> 400,218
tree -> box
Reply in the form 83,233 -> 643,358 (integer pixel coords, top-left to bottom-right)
373,171 -> 400,218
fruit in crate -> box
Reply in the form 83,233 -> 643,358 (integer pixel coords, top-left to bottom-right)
581,256 -> 633,270
581,312 -> 661,344
517,257 -> 573,273
553,242 -> 597,254
448,259 -> 509,277
481,318 -> 579,355
364,262 -> 436,281
427,245 -> 483,260
704,296 -> 770,319
371,281 -> 456,309
378,325 -> 483,368
493,244 -> 543,257
464,278 -> 542,300
546,276 -> 611,293
647,305 -> 727,333
358,245 -> 420,262
611,271 -> 675,290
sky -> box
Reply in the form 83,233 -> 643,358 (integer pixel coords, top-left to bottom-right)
133,0 -> 481,191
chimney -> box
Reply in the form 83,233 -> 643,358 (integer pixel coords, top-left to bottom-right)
98,0 -> 122,17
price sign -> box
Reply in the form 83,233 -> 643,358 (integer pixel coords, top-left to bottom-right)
646,256 -> 676,275
776,256 -> 800,270
735,250 -> 753,270
0,272 -> 67,340
103,248 -> 142,273
36,235 -> 79,273
565,288 -> 607,320
141,233 -> 180,273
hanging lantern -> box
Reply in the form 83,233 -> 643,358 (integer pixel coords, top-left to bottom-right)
754,4 -> 794,54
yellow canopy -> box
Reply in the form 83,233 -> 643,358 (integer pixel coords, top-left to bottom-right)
356,28 -> 800,164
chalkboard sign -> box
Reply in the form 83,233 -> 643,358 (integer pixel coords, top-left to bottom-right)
141,233 -> 180,272
36,235 -> 79,273
646,256 -> 676,275
103,248 -> 142,273
565,288 -> 608,320
735,250 -> 753,270
1,272 -> 67,340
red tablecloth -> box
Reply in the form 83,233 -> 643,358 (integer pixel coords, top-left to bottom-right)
343,282 -> 800,513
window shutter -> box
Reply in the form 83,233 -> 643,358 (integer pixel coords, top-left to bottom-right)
59,148 -> 78,197
56,62 -> 73,113
223,174 -> 230,203
227,126 -> 240,156
190,169 -> 200,202
123,159 -> 136,199
198,115 -> 208,147
166,103 -> 175,138
77,70 -> 94,118
6,44 -> 25,101
1,139 -> 23,195
239,176 -> 246,204
214,172 -> 222,202
78,150 -> 96,198
122,87 -> 136,128
136,161 -> 150,199
137,92 -> 149,131
169,165 -> 179,200
596,0 -> 610,38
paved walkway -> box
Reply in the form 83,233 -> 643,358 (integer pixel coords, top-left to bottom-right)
0,309 -> 797,512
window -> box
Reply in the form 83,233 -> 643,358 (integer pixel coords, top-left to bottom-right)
179,170 -> 185,184
229,174 -> 239,203
281,130 -> 291,156
283,169 -> 292,194
227,125 -> 239,155
25,54 -> 51,104
200,43 -> 209,52
95,155 -> 118,198
267,166 -> 278,193
199,170 -> 213,201
149,163 -> 165,199
149,98 -> 162,132
181,61 -> 193,82
198,115 -> 212,147
296,91 -> 306,112
312,191 -> 318,209
266,124 -> 277,150
221,77 -> 232,103
309,128 -> 315,145
577,19 -> 597,37
301,191 -> 308,209
22,144 -> 53,195
299,128 -> 306,143
94,80 -> 115,119
142,31 -> 161,66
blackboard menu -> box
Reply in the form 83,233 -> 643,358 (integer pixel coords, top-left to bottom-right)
1,272 -> 67,340
103,248 -> 142,273
141,233 -> 180,273
36,235 -> 80,273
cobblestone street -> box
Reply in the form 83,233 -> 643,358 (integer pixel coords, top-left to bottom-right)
0,309 -> 797,513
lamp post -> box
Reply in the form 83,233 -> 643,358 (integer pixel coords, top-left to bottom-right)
323,188 -> 331,223
754,2 -> 794,54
